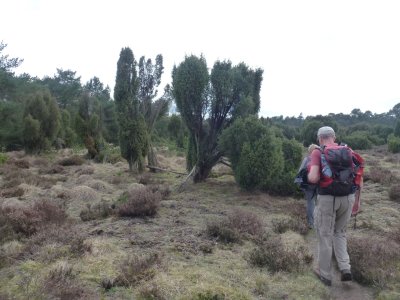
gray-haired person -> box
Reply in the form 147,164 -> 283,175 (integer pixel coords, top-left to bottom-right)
308,126 -> 359,286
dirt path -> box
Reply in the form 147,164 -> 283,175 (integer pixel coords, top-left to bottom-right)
306,231 -> 375,300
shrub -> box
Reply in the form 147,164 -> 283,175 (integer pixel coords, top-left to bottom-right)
206,220 -> 241,244
227,209 -> 264,236
388,134 -> 400,153
388,184 -> 400,202
343,133 -> 373,150
0,153 -> 8,165
15,159 -> 30,169
194,291 -> 225,300
57,155 -> 85,166
115,253 -> 161,287
138,173 -> 152,185
25,224 -> 91,259
219,116 -> 269,168
348,236 -> 400,288
41,261 -> 86,300
390,227 -> 400,245
117,187 -> 161,217
365,167 -> 397,185
235,134 -> 284,191
23,91 -> 60,154
2,167 -> 57,189
206,209 -> 264,243
0,186 -> 24,198
0,199 -> 66,238
272,218 -> 308,235
249,235 -> 312,273
148,184 -> 171,199
38,164 -> 65,174
80,202 -> 114,221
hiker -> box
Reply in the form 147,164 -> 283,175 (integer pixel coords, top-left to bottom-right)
307,126 -> 363,286
297,143 -> 319,228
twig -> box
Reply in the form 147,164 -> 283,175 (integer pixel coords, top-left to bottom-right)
177,166 -> 196,192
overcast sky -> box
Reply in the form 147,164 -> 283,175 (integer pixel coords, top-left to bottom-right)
2,0 -> 400,117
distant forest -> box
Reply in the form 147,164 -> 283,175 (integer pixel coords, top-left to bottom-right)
1,41 -> 400,190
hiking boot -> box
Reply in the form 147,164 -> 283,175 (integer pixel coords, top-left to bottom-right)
313,269 -> 332,286
341,269 -> 352,282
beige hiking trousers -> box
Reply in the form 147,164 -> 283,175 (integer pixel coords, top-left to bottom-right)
314,193 -> 355,280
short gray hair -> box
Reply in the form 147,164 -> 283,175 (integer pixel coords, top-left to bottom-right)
317,126 -> 335,139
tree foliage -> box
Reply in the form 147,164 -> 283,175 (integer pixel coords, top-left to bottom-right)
172,55 -> 263,182
0,101 -> 24,150
0,41 -> 24,101
0,41 -> 23,72
388,134 -> 400,153
23,91 -> 60,153
42,69 -> 82,109
394,119 -> 400,137
301,116 -> 337,146
220,116 -> 302,195
114,47 -> 148,172
76,92 -> 104,159
137,55 -> 171,167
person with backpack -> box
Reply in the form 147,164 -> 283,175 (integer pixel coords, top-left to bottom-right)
295,143 -> 319,229
307,126 -> 364,286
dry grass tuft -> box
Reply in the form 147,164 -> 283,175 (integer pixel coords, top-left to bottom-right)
67,186 -> 100,202
0,240 -> 24,269
75,165 -> 95,175
348,236 -> 400,288
2,167 -> 57,189
115,253 -> 161,287
8,158 -> 30,169
57,155 -> 85,166
117,187 -> 161,218
138,282 -> 166,300
40,261 -> 88,300
38,164 -> 64,175
31,157 -> 49,168
272,217 -> 308,235
86,179 -> 112,192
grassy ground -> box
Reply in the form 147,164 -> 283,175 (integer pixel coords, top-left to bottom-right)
0,147 -> 399,299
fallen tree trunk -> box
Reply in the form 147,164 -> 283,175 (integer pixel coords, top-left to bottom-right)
146,165 -> 187,176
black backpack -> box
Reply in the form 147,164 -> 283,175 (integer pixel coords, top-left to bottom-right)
319,144 -> 355,196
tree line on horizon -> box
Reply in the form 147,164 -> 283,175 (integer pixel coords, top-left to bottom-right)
1,40 -> 400,195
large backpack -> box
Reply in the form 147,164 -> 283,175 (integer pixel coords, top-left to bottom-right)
319,144 -> 363,197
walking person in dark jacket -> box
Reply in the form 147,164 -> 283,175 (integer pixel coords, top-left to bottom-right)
297,144 -> 319,228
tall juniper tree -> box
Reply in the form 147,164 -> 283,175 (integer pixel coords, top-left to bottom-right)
172,55 -> 263,182
137,55 -> 171,167
114,47 -> 148,172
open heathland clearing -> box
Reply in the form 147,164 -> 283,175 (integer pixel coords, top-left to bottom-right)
0,147 -> 399,299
